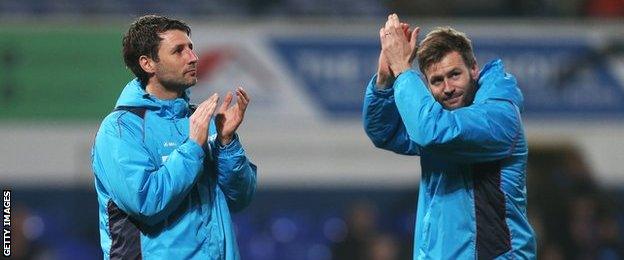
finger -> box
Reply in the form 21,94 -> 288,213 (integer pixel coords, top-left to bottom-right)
410,27 -> 420,50
412,27 -> 420,43
389,13 -> 400,29
237,87 -> 250,103
194,93 -> 217,119
385,14 -> 393,30
204,94 -> 219,115
401,23 -> 409,36
206,96 -> 219,119
401,23 -> 412,39
384,18 -> 401,40
391,18 -> 403,37
219,91 -> 233,113
236,91 -> 245,108
200,93 -> 218,107
236,90 -> 248,110
205,93 -> 218,106
380,28 -> 389,48
236,90 -> 248,111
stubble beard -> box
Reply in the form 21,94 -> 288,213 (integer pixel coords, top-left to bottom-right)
439,76 -> 478,110
463,76 -> 478,107
160,75 -> 197,94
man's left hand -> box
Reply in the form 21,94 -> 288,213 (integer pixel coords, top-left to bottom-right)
216,87 -> 250,146
381,14 -> 419,76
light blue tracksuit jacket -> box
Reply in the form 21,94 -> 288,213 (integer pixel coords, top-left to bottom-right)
363,60 -> 536,259
91,79 -> 257,259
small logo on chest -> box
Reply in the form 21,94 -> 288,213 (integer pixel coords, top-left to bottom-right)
163,141 -> 177,147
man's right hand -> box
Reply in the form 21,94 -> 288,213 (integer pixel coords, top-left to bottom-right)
189,93 -> 219,146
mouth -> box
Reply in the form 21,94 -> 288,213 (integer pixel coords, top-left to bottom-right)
444,94 -> 463,107
185,69 -> 197,76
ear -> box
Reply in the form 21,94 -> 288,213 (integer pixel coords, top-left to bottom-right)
470,61 -> 479,79
139,55 -> 157,74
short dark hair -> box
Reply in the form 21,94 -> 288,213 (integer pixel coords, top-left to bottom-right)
122,15 -> 191,84
416,27 -> 476,76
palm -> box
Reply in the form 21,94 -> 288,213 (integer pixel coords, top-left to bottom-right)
216,88 -> 250,145
217,104 -> 243,135
378,52 -> 392,77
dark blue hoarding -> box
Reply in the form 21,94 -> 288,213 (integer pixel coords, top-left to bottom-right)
272,37 -> 624,119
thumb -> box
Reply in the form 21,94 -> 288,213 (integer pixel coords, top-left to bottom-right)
409,27 -> 420,62
410,27 -> 420,50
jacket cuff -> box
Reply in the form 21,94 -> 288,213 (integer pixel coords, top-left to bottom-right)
217,134 -> 244,157
394,70 -> 430,99
182,138 -> 206,160
395,69 -> 418,86
369,75 -> 395,98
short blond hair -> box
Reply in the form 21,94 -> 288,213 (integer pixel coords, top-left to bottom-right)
417,27 -> 476,75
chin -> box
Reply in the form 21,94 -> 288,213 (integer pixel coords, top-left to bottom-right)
185,78 -> 198,87
444,103 -> 463,110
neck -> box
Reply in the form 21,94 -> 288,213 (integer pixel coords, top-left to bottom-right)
145,78 -> 182,100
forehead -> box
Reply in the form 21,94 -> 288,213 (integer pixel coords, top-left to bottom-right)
158,30 -> 191,48
425,51 -> 467,78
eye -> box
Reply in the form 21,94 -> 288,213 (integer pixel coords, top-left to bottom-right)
430,79 -> 442,86
450,71 -> 460,79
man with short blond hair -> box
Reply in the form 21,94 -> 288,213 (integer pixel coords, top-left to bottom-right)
363,14 -> 536,259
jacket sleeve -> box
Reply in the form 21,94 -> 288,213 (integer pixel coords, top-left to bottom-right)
393,70 -> 522,163
362,74 -> 421,156
92,114 -> 205,226
210,134 -> 257,213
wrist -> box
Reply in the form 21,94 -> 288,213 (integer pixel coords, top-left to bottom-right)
376,72 -> 393,88
219,134 -> 233,146
392,63 -> 411,77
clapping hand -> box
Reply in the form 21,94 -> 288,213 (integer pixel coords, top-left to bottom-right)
379,14 -> 420,78
216,87 -> 250,146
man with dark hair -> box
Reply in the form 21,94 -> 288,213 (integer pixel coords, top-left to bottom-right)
363,14 -> 536,259
92,15 -> 257,259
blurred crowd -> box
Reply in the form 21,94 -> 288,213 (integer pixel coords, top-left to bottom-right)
0,0 -> 622,18
329,145 -> 624,260
528,146 -> 624,259
8,145 -> 624,259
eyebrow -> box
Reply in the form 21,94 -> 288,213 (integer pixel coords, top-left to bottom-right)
429,75 -> 444,83
428,67 -> 463,83
171,42 -> 193,53
447,68 -> 461,75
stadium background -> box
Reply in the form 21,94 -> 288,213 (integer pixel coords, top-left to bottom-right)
1,1 -> 623,259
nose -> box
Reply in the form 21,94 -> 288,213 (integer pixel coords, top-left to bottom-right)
443,79 -> 455,97
187,49 -> 198,64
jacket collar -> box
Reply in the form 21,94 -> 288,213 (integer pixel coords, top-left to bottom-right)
114,78 -> 192,119
474,59 -> 524,111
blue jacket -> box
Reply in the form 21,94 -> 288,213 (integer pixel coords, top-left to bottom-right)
91,79 -> 257,259
363,60 -> 536,259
